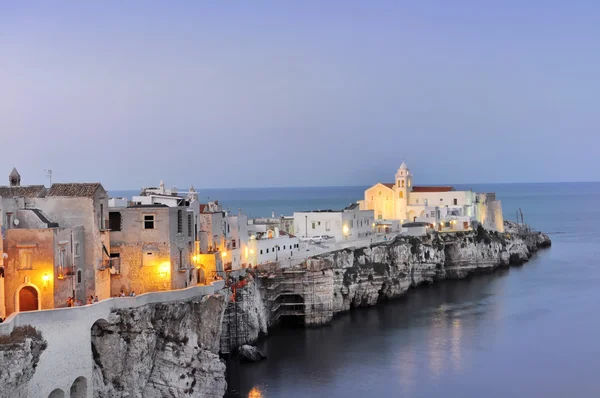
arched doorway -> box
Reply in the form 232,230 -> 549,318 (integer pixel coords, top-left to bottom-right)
48,388 -> 65,398
19,286 -> 39,312
70,376 -> 88,398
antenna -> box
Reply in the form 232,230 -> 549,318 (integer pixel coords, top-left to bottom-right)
44,169 -> 52,186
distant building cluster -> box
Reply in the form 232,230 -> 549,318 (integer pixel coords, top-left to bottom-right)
0,163 -> 503,318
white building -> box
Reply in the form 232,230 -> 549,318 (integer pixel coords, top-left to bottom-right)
294,204 -> 374,242
358,163 -> 504,232
247,228 -> 300,266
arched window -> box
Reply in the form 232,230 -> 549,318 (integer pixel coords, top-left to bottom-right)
77,270 -> 82,284
399,191 -> 404,199
401,180 -> 405,188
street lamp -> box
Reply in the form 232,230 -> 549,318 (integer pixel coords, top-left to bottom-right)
342,225 -> 349,240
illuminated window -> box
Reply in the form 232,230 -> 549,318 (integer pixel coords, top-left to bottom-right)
401,180 -> 405,188
399,191 -> 404,199
408,180 -> 411,188
397,180 -> 401,187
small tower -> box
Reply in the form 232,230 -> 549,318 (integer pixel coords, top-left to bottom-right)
9,167 -> 21,187
187,185 -> 198,202
393,162 -> 412,220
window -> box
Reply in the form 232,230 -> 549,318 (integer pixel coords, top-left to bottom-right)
260,250 -> 263,254
399,191 -> 404,199
408,180 -> 411,188
312,222 -> 316,229
74,242 -> 80,257
143,251 -> 155,266
77,270 -> 82,284
5,212 -> 12,229
318,221 -> 321,226
266,248 -> 269,253
109,212 -> 122,231
232,239 -> 237,249
325,221 -> 330,231
401,180 -> 405,188
397,180 -> 401,187
283,245 -> 286,249
144,215 -> 155,229
58,247 -> 66,275
99,204 -> 104,229
440,198 -> 443,202
454,198 -> 458,205
187,214 -> 192,237
177,210 -> 183,233
19,250 -> 33,270
179,249 -> 183,269
416,199 -> 419,204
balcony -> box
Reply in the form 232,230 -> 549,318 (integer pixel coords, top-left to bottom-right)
98,257 -> 121,274
57,266 -> 75,280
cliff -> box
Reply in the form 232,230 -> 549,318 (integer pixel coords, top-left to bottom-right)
229,222 -> 551,336
91,294 -> 228,398
0,326 -> 47,398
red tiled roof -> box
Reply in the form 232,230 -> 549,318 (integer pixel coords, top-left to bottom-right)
381,183 -> 395,189
411,186 -> 455,193
199,204 -> 207,213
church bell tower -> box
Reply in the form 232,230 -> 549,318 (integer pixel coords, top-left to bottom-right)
394,162 -> 412,221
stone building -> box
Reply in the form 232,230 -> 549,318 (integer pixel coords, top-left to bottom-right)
0,168 -> 110,316
108,202 -> 197,295
358,162 -> 505,232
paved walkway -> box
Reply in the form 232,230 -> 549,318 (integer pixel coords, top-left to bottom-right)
285,232 -> 401,267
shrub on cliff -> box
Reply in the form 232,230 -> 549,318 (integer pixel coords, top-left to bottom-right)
0,325 -> 45,347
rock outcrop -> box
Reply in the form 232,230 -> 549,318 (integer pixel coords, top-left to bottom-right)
238,345 -> 266,363
233,224 -> 552,330
0,326 -> 47,398
91,294 -> 227,398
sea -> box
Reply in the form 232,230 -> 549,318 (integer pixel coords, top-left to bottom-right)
111,182 -> 600,398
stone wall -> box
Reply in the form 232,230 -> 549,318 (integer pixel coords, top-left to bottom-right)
0,280 -> 225,397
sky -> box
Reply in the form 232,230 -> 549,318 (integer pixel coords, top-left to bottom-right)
1,1 -> 599,189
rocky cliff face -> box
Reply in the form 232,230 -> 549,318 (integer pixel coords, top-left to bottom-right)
91,294 -> 227,398
0,326 -> 47,398
236,223 -> 551,330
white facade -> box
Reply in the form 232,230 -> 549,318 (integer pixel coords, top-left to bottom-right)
294,206 -> 374,242
358,163 -> 503,231
247,229 -> 300,266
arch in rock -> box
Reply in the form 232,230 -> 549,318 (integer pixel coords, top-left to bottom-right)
48,388 -> 65,398
69,376 -> 88,398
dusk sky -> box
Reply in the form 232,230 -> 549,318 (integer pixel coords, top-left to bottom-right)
1,1 -> 598,189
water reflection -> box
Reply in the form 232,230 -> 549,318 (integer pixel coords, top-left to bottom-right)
240,272 -> 509,397
248,386 -> 263,398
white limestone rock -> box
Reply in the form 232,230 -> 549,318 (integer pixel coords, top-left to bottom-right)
91,294 -> 227,398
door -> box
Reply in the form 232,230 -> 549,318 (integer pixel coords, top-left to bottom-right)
19,286 -> 39,312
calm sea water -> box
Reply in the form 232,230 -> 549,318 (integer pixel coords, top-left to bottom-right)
113,183 -> 600,397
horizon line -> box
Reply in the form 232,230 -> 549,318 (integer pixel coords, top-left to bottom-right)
105,180 -> 600,192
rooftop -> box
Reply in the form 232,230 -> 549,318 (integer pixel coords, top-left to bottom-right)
411,186 -> 455,193
47,183 -> 102,197
0,185 -> 46,198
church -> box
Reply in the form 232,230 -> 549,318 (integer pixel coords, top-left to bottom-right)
358,163 -> 504,232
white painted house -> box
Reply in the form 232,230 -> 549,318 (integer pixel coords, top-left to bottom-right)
293,204 -> 374,242
247,228 -> 300,266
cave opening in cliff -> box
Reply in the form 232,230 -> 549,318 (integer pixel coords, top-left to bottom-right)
275,294 -> 305,327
